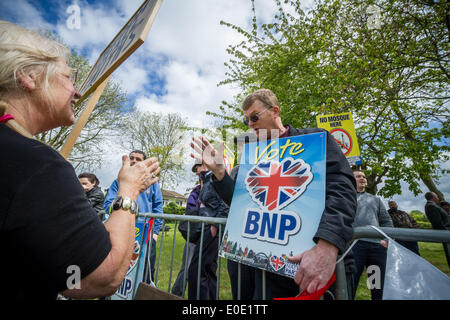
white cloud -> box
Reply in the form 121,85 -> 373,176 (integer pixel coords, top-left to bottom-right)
144,0 -> 254,68
112,54 -> 149,95
54,1 -> 126,57
133,59 -> 239,128
0,0 -> 53,30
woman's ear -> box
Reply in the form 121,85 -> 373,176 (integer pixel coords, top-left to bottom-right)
17,69 -> 37,91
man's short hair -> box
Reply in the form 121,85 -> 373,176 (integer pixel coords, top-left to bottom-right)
78,172 -> 99,186
130,150 -> 146,160
425,192 -> 435,201
242,88 -> 279,111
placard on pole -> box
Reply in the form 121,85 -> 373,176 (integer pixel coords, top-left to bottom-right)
316,112 -> 362,166
60,0 -> 163,159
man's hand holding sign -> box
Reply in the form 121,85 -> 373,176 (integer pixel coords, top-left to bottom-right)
287,239 -> 338,294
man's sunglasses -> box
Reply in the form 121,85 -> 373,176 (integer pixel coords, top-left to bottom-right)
243,107 -> 272,126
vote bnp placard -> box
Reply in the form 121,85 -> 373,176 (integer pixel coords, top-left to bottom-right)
316,112 -> 362,165
110,217 -> 149,300
219,132 -> 326,278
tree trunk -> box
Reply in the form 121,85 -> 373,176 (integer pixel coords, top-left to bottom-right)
420,173 -> 445,201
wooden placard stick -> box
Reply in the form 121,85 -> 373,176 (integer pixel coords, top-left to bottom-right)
60,74 -> 111,159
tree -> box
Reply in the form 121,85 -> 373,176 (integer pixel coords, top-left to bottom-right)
216,0 -> 449,199
120,111 -> 188,189
35,30 -> 127,171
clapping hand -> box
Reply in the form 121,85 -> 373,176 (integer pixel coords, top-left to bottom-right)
118,155 -> 160,197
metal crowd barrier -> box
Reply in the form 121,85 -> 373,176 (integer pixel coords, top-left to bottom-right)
138,212 -> 227,300
136,213 -> 450,300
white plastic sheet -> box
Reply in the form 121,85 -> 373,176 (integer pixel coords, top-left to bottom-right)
381,230 -> 450,300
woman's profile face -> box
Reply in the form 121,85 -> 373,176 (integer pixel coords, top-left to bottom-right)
46,60 -> 81,128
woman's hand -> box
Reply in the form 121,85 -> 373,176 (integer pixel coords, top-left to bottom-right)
117,155 -> 160,198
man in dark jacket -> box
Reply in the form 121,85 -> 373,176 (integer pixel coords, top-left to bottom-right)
424,192 -> 450,267
387,200 -> 420,255
187,163 -> 229,299
172,164 -> 201,297
190,89 -> 357,299
78,173 -> 106,221
425,192 -> 450,230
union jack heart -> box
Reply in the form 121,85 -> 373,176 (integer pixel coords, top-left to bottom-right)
270,255 -> 286,272
245,157 -> 313,211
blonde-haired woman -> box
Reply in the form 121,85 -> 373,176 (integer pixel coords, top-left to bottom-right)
0,20 -> 160,300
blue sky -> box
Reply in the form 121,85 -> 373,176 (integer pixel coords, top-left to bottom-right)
1,0 -> 448,212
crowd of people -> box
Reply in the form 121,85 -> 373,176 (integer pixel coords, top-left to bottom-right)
1,20 -> 448,301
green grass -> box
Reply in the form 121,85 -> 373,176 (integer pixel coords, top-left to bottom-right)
355,242 -> 450,300
151,224 -> 449,300
152,222 -> 233,300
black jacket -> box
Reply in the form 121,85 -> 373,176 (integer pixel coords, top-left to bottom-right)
199,172 -> 229,223
213,126 -> 357,274
425,201 -> 450,230
86,185 -> 106,221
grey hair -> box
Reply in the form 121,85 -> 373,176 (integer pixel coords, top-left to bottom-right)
0,20 -> 70,103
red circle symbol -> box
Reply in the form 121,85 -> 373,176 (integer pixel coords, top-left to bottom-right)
330,128 -> 352,156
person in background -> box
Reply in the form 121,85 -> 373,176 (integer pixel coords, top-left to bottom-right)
424,192 -> 450,268
440,201 -> 450,215
171,163 -> 201,297
425,192 -> 450,231
187,162 -> 229,300
387,200 -> 420,255
104,150 -> 164,284
352,170 -> 393,300
78,172 -> 106,221
0,20 -> 160,299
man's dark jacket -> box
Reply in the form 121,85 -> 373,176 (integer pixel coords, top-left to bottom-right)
214,125 -> 357,255
183,174 -> 229,236
199,172 -> 229,227
86,185 -> 106,221
425,201 -> 450,230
